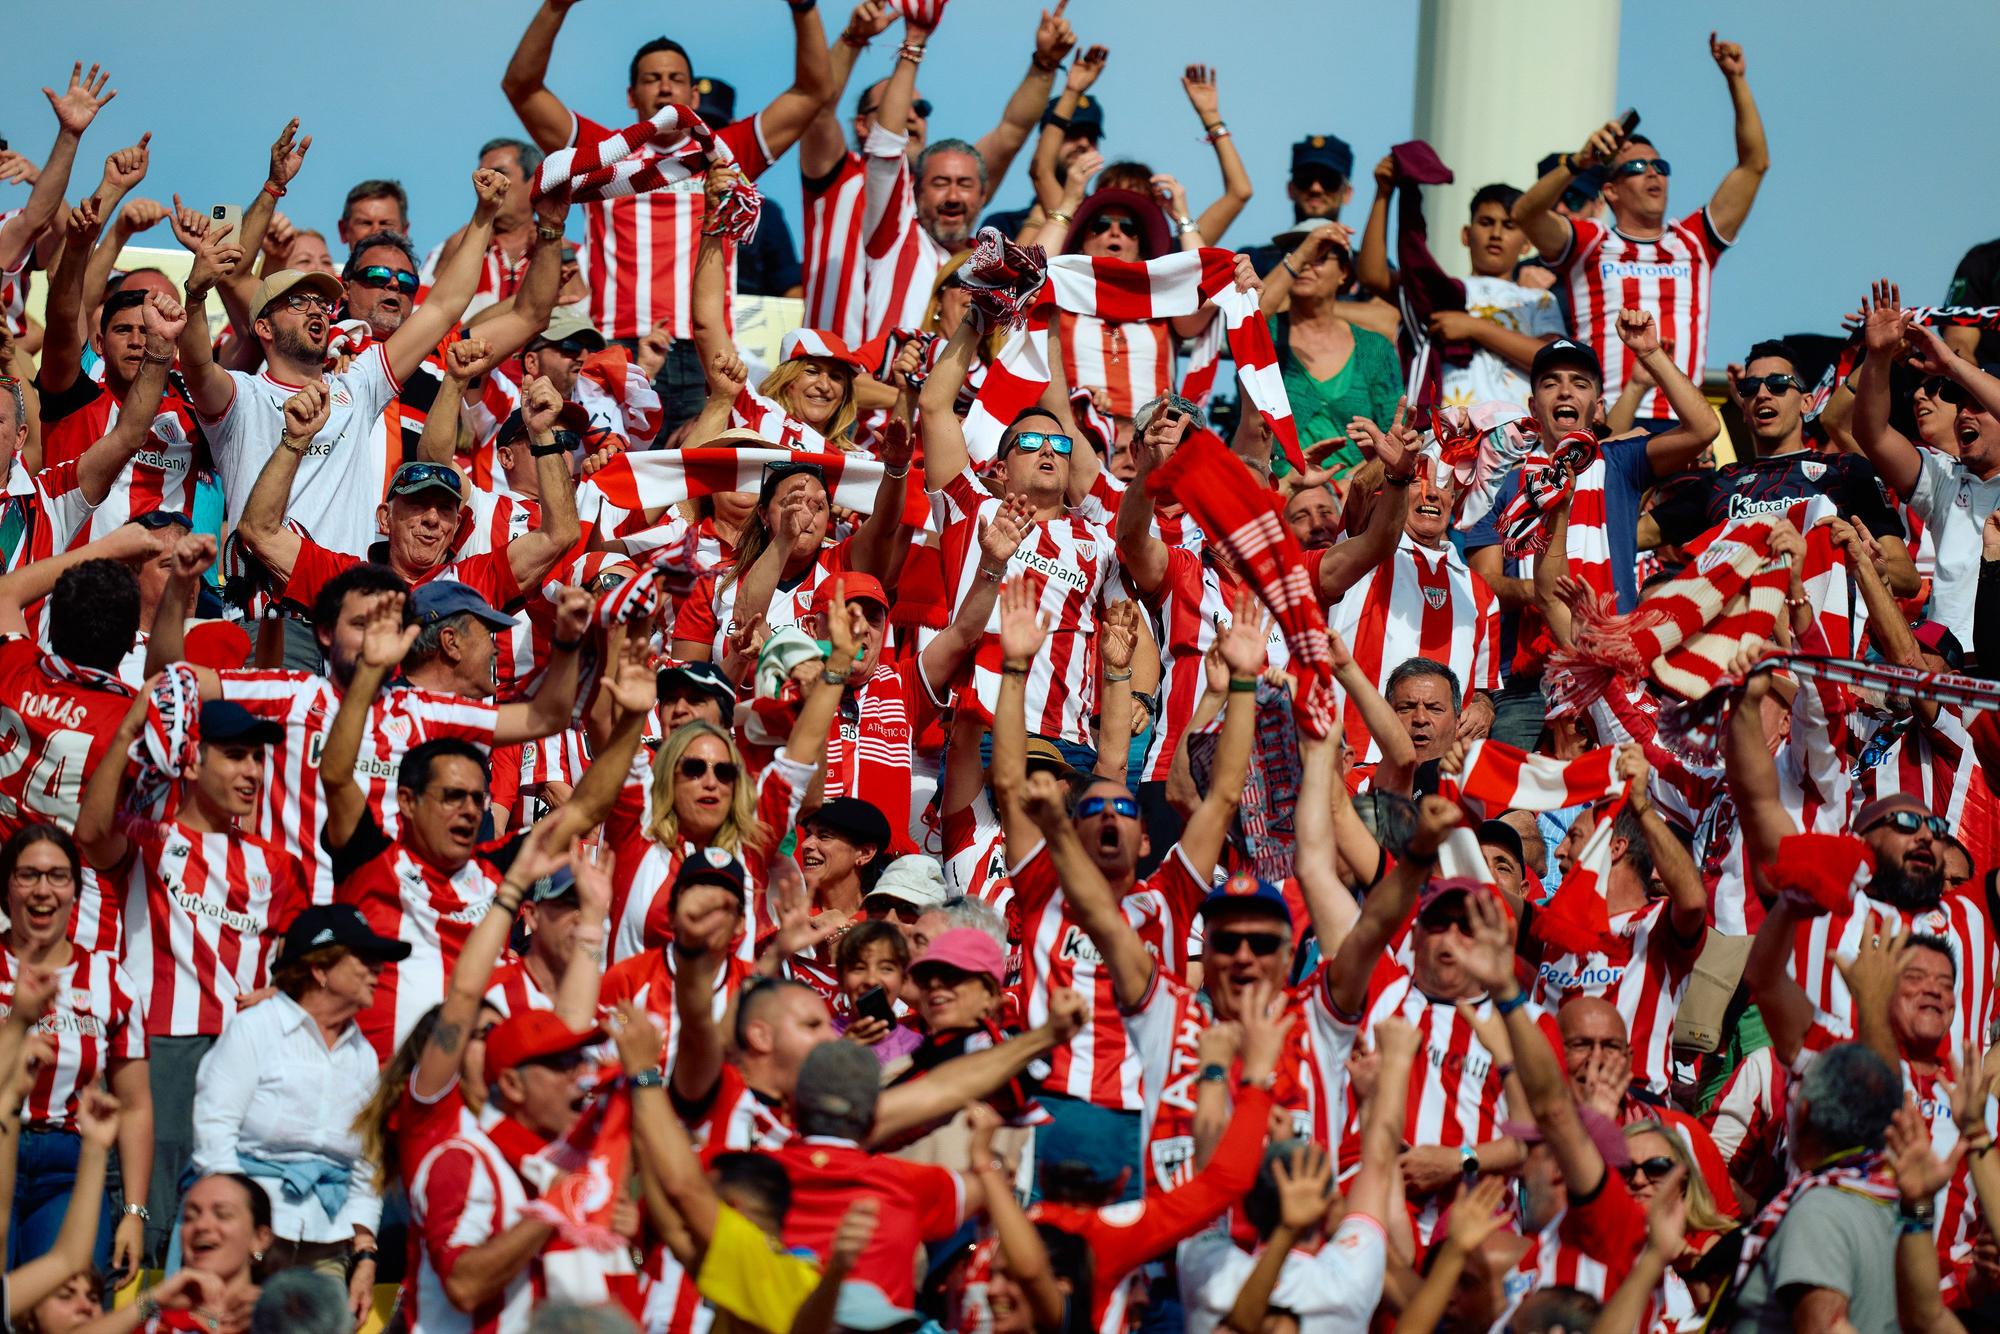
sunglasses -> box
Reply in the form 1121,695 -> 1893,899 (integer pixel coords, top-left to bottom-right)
1417,904 -> 1472,934
1089,215 -> 1138,238
133,509 -> 193,531
353,264 -> 419,294
1621,1156 -> 1679,1184
1866,809 -> 1949,838
1611,157 -> 1671,178
1005,430 -> 1073,458
1734,373 -> 1802,398
1932,378 -> 1991,410
523,1048 -> 591,1074
679,757 -> 741,784
1209,929 -> 1286,958
1075,795 -> 1140,819
860,97 -> 933,121
864,897 -> 926,924
425,784 -> 490,811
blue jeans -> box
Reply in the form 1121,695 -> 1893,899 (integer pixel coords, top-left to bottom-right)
1032,1094 -> 1142,1204
9,1128 -> 117,1272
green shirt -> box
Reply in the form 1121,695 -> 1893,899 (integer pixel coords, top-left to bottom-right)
1269,315 -> 1403,473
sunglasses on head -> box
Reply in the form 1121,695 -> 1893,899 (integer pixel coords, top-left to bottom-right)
1005,430 -> 1073,458
133,509 -> 193,531
1089,215 -> 1138,237
1209,928 -> 1286,957
1075,795 -> 1139,819
1621,1155 -> 1678,1183
353,264 -> 419,294
679,757 -> 741,784
1867,809 -> 1949,838
1611,157 -> 1671,178
1735,373 -> 1802,398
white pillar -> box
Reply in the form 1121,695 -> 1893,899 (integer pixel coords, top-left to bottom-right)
1412,0 -> 1622,277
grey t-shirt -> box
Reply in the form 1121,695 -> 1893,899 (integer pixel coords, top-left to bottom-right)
1728,1183 -> 1897,1334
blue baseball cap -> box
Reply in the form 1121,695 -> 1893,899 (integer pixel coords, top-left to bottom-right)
1291,134 -> 1354,183
1199,870 -> 1292,925
198,700 -> 284,747
1044,93 -> 1103,139
409,580 -> 516,631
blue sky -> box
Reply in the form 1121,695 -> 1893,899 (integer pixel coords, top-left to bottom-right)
5,1 -> 1998,363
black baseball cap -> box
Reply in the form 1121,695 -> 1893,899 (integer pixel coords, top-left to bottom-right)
695,76 -> 737,127
671,846 -> 749,903
657,660 -> 737,724
281,903 -> 413,964
199,701 -> 285,748
1529,338 -> 1604,387
803,797 -> 892,851
1476,819 -> 1526,866
528,865 -> 580,904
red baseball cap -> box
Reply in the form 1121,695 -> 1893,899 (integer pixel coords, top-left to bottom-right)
810,574 -> 890,614
483,1011 -> 604,1079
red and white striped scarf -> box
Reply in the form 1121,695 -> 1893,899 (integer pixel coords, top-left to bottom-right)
731,386 -> 829,453
1547,514 -> 1787,716
895,0 -> 950,24
1733,1149 -> 1899,1289
586,447 -> 900,517
129,662 -> 200,823
533,105 -> 761,240
1146,428 -> 1336,737
1497,430 -> 1600,559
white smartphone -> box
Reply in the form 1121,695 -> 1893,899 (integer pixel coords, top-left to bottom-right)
210,202 -> 244,241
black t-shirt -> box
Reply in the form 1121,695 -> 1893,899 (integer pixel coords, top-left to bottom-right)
1945,236 -> 2000,363
1648,450 -> 1906,548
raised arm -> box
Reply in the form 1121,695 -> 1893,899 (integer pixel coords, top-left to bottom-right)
1850,280 -> 1923,500
143,532 -> 216,680
1326,796 -> 1453,1016
320,591 -> 416,854
972,6 -> 1072,190
219,120 -> 313,339
7,1087 -> 119,1320
869,989 -> 1084,1145
1092,601 -> 1140,784
990,576 -> 1053,858
494,590 -> 587,746
801,2 -> 898,180
236,384 -> 331,587
417,341 -> 479,465
465,190 -> 568,359
503,377 -> 584,591
0,63 -> 115,273
1354,156 -> 1396,300
919,499 -> 1030,696
1614,311 -> 1722,474
1181,66 -> 1253,244
1702,33 -> 1769,243
1512,119 -> 1622,262
918,314 -> 980,490
75,290 -> 180,505
39,191 -> 118,398
690,170 -> 738,380
531,630 -> 654,848
172,213 -> 247,419
1116,416 -> 1176,596
1314,412 -> 1414,603
1722,652 -> 1800,885
0,522 -> 169,638
1616,745 -> 1706,941
74,695 -> 147,874
1018,772 -> 1154,1006
1332,627 -> 1417,792
1293,729 -> 1360,958
1177,594 -> 1266,879
845,422 -> 914,576
1354,1018 -> 1419,1226
500,0 -> 581,153
743,1 -> 836,163
385,171 -> 506,385
1223,1142 -> 1330,1334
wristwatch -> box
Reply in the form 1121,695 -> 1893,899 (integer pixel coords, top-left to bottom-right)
1459,1145 -> 1481,1180
124,1203 -> 151,1223
1197,1063 -> 1229,1085
530,428 -> 580,458
632,1068 -> 667,1089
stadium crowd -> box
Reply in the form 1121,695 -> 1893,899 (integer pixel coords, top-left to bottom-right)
4,2 -> 2000,1332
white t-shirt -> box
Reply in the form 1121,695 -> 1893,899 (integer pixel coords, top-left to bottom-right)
200,344 -> 402,555
1443,275 -> 1566,411
1178,1214 -> 1387,1334
1907,446 -> 2000,643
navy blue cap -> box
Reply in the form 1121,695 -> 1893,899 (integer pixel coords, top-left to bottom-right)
1291,134 -> 1354,183
1199,871 -> 1292,925
657,659 -> 736,724
1529,338 -> 1604,387
282,902 -> 413,964
409,580 -> 516,631
695,77 -> 737,127
672,846 -> 749,902
1541,151 -> 1607,200
529,865 -> 580,904
1044,94 -> 1103,137
198,700 -> 285,747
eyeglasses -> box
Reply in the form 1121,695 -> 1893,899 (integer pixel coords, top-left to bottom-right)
425,784 -> 490,812
1005,431 -> 1073,458
1075,795 -> 1139,819
1620,1156 -> 1679,1184
1864,809 -> 1949,838
1089,215 -> 1138,238
352,264 -> 419,295
860,98 -> 932,121
679,757 -> 741,784
1209,929 -> 1286,958
1734,373 -> 1802,398
9,867 -> 75,888
1563,1035 -> 1630,1056
278,293 -> 335,315
1611,158 -> 1671,179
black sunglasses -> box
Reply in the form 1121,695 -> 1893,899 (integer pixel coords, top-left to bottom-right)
1865,809 -> 1949,838
1611,157 -> 1671,178
1209,929 -> 1286,957
353,264 -> 419,294
1089,215 -> 1138,237
1621,1155 -> 1678,1183
523,1047 -> 590,1074
1734,373 -> 1802,398
860,97 -> 933,121
679,757 -> 741,784
133,509 -> 193,531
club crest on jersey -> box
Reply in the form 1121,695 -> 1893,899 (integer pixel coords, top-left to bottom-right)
379,715 -> 413,745
1422,585 -> 1448,610
1076,542 -> 1096,564
1695,539 -> 1743,575
1800,460 -> 1826,483
1918,910 -> 1949,936
1151,1133 -> 1196,1190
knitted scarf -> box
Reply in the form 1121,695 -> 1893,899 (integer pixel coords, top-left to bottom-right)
533,105 -> 761,241
518,1083 -> 636,1253
1497,430 -> 1600,559
128,662 -> 201,824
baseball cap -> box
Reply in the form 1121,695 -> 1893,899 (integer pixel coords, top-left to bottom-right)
809,573 -> 889,616
864,855 -> 950,912
657,660 -> 737,723
1540,151 -> 1607,203
1910,621 -> 1966,670
252,268 -> 342,318
1501,1105 -> 1633,1169
1291,134 -> 1354,183
1476,819 -> 1526,866
530,311 -> 608,353
833,1282 -> 920,1333
1198,871 -> 1292,925
779,328 -> 869,373
1416,875 -> 1489,914
280,903 -> 413,965
694,76 -> 736,127
1043,93 -> 1104,139
484,1010 -> 605,1079
671,846 -> 749,902
1529,338 -> 1604,387
804,797 -> 892,851
795,1040 -> 882,1133
910,927 -> 1006,988
387,460 -> 465,504
528,865 -> 579,904
409,580 -> 516,632
757,459 -> 827,507
199,700 -> 284,748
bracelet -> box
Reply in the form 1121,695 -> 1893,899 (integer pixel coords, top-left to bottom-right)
1197,1063 -> 1229,1085
630,1068 -> 667,1089
1282,256 -> 1300,279
1001,660 -> 1031,676
1493,988 -> 1530,1015
1045,113 -> 1073,133
1244,1071 -> 1277,1091
349,1247 -> 378,1267
1176,217 -> 1199,236
1384,472 -> 1413,487
898,42 -> 926,64
1494,1062 -> 1516,1082
1031,52 -> 1061,73
884,464 -> 909,480
263,180 -> 286,200
841,29 -> 872,48
1561,153 -> 1579,176
1046,210 -> 1074,227
788,0 -> 817,10
1104,669 -> 1132,682
1900,1214 -> 1936,1235
1228,677 -> 1258,693
137,1294 -> 160,1321
141,351 -> 174,365
535,223 -> 564,242
124,1202 -> 151,1222
552,637 -> 584,654
977,564 -> 1006,583
823,665 -> 853,685
1783,594 -> 1812,609
281,435 -> 311,456
1202,121 -> 1226,135
496,883 -> 529,913
1203,126 -> 1232,144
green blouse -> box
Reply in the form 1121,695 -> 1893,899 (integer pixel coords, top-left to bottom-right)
1269,314 -> 1404,474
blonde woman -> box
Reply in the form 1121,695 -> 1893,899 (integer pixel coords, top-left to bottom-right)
1619,1118 -> 1738,1321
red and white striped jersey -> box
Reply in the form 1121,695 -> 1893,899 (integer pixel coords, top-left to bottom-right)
1789,890 -> 1998,1065
218,671 -> 500,904
335,817 -> 505,1062
1495,1215 -> 1613,1329
483,954 -> 553,1019
597,947 -> 753,1076
1,459 -> 97,581
1329,534 -> 1500,761
570,111 -> 771,342
1010,838 -> 1209,1112
1136,549 -> 1287,784
1530,897 -> 1704,1096
0,944 -> 146,1130
119,822 -> 309,1038
419,235 -> 530,322
802,151 -> 869,346
0,213 -> 29,335
1553,208 -> 1729,420
0,637 -> 136,846
1125,964 -> 1357,1193
1057,311 -> 1175,421
861,125 -> 956,340
408,1124 -> 535,1334
820,659 -> 931,845
670,537 -> 858,658
936,467 -> 1123,746
40,382 -> 207,544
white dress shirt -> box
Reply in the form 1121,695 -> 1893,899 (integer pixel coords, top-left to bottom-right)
191,992 -> 383,1242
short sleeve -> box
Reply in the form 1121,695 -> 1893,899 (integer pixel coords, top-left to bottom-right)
413,1144 -> 488,1277
719,117 -> 774,183
1908,450 -> 1952,523
1555,215 -> 1606,272
1605,433 -> 1654,493
282,537 -> 360,610
672,575 -> 723,647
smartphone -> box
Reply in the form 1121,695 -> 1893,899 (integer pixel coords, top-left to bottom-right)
210,202 -> 243,240
856,986 -> 897,1029
1617,107 -> 1641,138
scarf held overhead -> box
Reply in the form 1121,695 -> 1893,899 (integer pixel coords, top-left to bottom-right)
534,105 -> 761,241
